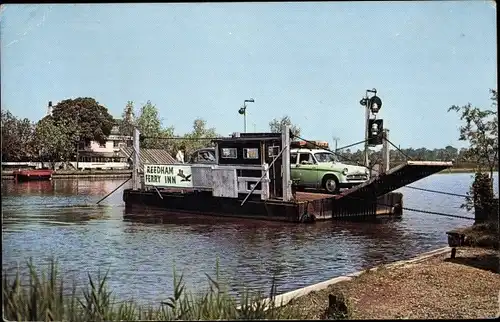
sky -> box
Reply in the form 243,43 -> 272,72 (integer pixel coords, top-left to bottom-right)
0,1 -> 497,150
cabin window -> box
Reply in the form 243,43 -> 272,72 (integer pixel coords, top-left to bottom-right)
299,153 -> 316,165
99,142 -> 106,148
113,141 -> 119,148
243,148 -> 259,159
221,147 -> 237,159
268,146 -> 280,158
291,153 -> 298,165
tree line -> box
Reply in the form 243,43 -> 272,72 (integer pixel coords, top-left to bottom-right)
1,98 -> 218,166
2,90 -> 497,176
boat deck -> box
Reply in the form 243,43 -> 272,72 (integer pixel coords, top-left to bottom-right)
294,191 -> 334,202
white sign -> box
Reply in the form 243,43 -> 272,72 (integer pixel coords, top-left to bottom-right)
144,164 -> 193,188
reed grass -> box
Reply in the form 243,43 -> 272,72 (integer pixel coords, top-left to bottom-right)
2,259 -> 302,321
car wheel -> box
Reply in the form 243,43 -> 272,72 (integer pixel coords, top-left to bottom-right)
323,175 -> 339,194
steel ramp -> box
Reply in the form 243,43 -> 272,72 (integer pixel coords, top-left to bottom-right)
335,161 -> 454,202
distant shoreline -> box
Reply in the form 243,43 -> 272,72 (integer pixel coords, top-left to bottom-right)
1,170 -> 133,180
0,167 -> 491,180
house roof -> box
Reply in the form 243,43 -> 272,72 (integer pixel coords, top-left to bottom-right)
120,147 -> 176,172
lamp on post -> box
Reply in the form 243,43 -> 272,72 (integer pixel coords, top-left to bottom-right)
238,98 -> 255,133
360,88 -> 383,167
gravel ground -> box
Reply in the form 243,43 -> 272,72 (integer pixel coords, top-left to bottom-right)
284,247 -> 500,319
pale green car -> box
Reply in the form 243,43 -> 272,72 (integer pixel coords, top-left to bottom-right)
290,148 -> 370,194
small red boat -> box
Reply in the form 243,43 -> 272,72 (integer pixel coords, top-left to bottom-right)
13,169 -> 54,182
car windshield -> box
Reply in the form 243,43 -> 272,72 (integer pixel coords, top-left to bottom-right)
314,152 -> 337,163
200,151 -> 216,162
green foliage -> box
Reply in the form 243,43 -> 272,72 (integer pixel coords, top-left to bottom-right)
335,146 -> 465,167
1,110 -> 35,162
180,119 -> 219,156
269,115 -> 301,138
136,100 -> 163,149
155,126 -> 177,153
461,172 -> 497,222
448,89 -> 498,181
118,101 -> 136,137
447,89 -> 498,214
51,97 -> 115,145
2,259 -> 301,321
33,116 -> 76,167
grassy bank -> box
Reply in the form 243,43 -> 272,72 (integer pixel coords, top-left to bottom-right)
282,247 -> 499,319
2,260 -> 300,321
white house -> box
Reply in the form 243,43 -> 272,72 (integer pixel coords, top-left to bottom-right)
77,121 -> 133,166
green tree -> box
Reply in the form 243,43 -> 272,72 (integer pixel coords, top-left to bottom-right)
136,100 -> 162,149
119,101 -> 136,137
448,89 -> 498,188
1,111 -> 35,161
269,115 -> 301,138
51,97 -> 115,146
155,126 -> 177,154
181,119 -> 219,156
443,145 -> 458,161
33,116 -> 76,169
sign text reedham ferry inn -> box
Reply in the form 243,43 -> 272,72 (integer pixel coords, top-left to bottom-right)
144,165 -> 193,188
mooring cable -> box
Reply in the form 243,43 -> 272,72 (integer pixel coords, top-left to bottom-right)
383,137 -> 413,161
95,148 -> 136,205
340,194 -> 474,221
292,134 -> 362,166
96,176 -> 132,205
403,185 -> 469,198
335,139 -> 369,151
400,206 -> 473,220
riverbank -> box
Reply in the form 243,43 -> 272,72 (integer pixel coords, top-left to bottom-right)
279,246 -> 499,319
1,170 -> 133,180
4,247 -> 497,320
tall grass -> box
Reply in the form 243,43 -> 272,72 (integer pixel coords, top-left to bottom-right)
2,259 -> 302,321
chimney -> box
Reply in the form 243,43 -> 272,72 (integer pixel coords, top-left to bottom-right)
47,101 -> 52,116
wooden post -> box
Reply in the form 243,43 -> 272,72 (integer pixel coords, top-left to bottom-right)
132,128 -> 140,190
381,129 -> 390,173
281,124 -> 292,202
261,163 -> 270,200
451,247 -> 457,259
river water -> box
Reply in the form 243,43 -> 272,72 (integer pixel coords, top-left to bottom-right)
2,172 -> 498,305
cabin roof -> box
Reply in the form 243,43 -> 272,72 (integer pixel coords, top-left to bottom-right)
213,132 -> 282,143
120,147 -> 176,171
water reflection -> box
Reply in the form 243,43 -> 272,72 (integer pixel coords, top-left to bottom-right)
2,180 -> 56,195
2,173 -> 498,305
